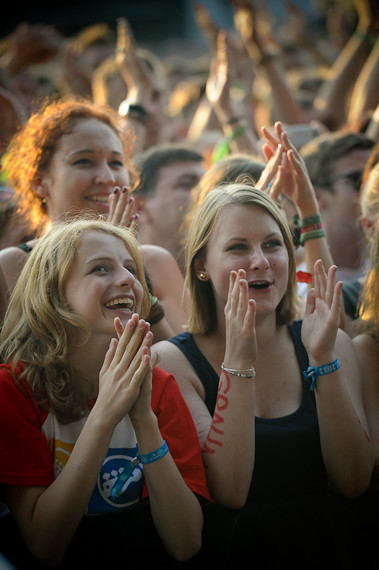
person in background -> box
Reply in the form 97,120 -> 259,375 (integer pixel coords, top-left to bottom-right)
0,97 -> 187,339
301,131 -> 375,282
132,143 -> 205,272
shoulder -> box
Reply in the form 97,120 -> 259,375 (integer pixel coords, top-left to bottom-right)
140,244 -> 177,266
0,365 -> 47,426
0,246 -> 29,289
353,333 -> 379,355
152,338 -> 195,378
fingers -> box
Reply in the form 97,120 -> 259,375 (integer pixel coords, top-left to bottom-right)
108,187 -> 136,228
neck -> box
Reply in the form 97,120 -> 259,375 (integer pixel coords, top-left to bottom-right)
68,334 -> 109,399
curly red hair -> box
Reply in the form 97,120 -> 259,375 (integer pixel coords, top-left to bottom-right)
2,96 -> 136,230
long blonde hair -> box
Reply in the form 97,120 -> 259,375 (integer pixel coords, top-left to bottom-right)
0,218 -> 150,423
186,183 -> 298,335
355,219 -> 379,341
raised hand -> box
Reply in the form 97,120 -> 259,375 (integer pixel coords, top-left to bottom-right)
115,18 -> 155,102
223,269 -> 257,370
107,186 -> 139,232
301,260 -> 342,364
259,121 -> 319,216
97,314 -> 153,425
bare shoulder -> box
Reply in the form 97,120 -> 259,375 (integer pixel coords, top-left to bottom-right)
140,244 -> 178,268
353,333 -> 379,357
0,246 -> 29,289
152,339 -> 206,400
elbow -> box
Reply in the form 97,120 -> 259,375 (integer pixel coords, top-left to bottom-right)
168,531 -> 202,563
28,540 -> 66,568
210,486 -> 248,510
334,469 -> 373,500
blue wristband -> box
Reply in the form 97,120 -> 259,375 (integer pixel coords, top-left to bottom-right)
138,440 -> 169,464
111,441 -> 169,501
303,358 -> 340,391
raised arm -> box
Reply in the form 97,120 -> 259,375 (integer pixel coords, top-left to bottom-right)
301,261 -> 373,497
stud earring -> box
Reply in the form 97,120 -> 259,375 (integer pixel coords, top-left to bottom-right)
199,272 -> 207,280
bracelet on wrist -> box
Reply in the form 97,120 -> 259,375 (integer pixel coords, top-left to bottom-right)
300,213 -> 322,228
111,440 -> 169,501
221,362 -> 256,379
211,125 -> 248,163
303,358 -> 340,391
353,30 -> 375,48
299,228 -> 326,245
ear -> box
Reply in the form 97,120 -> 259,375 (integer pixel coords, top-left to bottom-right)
32,172 -> 48,198
361,214 -> 375,237
194,256 -> 209,281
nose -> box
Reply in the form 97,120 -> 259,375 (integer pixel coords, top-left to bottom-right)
94,160 -> 116,186
249,247 -> 269,270
116,266 -> 136,287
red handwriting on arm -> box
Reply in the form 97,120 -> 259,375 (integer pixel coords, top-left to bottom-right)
203,372 -> 231,455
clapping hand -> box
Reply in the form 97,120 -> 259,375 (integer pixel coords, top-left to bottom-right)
97,315 -> 153,425
224,269 -> 257,370
301,260 -> 342,365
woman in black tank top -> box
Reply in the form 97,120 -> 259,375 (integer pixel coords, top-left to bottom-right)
152,184 -> 374,567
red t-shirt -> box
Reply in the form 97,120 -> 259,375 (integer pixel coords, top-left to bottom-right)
0,364 -> 212,513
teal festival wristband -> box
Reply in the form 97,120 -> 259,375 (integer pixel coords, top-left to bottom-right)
303,358 -> 340,391
111,441 -> 169,501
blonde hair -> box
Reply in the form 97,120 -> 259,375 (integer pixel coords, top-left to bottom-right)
0,218 -> 150,423
355,219 -> 379,341
186,183 -> 298,334
360,162 -> 379,223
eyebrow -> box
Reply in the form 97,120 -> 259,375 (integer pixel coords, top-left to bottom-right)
226,232 -> 282,243
69,149 -> 124,157
85,255 -> 135,265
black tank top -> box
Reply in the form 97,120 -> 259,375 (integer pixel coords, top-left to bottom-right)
167,320 -> 328,501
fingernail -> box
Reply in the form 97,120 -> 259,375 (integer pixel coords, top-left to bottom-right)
113,187 -> 120,194
122,186 -> 128,194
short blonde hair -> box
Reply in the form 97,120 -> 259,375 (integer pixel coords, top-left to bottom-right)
186,184 -> 298,334
0,218 -> 150,423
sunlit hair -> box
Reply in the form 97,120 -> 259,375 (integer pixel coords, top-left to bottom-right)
186,183 -> 298,334
355,219 -> 379,341
2,96 -> 136,231
360,162 -> 379,224
0,218 -> 150,423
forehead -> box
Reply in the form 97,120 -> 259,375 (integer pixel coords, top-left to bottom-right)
333,148 -> 371,176
55,117 -> 124,155
75,230 -> 130,259
156,160 -> 204,183
212,203 -> 281,238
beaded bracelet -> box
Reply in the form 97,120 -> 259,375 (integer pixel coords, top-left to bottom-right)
111,441 -> 169,500
221,363 -> 256,379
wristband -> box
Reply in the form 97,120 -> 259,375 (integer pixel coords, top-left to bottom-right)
303,358 -> 340,391
111,441 -> 168,501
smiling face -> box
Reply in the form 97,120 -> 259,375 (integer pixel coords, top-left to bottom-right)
36,117 -> 130,221
65,230 -> 143,338
199,203 -> 289,320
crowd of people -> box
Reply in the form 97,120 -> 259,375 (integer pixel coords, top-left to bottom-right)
0,0 -> 379,568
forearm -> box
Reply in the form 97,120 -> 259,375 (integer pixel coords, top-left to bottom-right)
201,372 -> 255,508
132,414 -> 203,561
19,412 -> 115,565
314,367 -> 373,497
